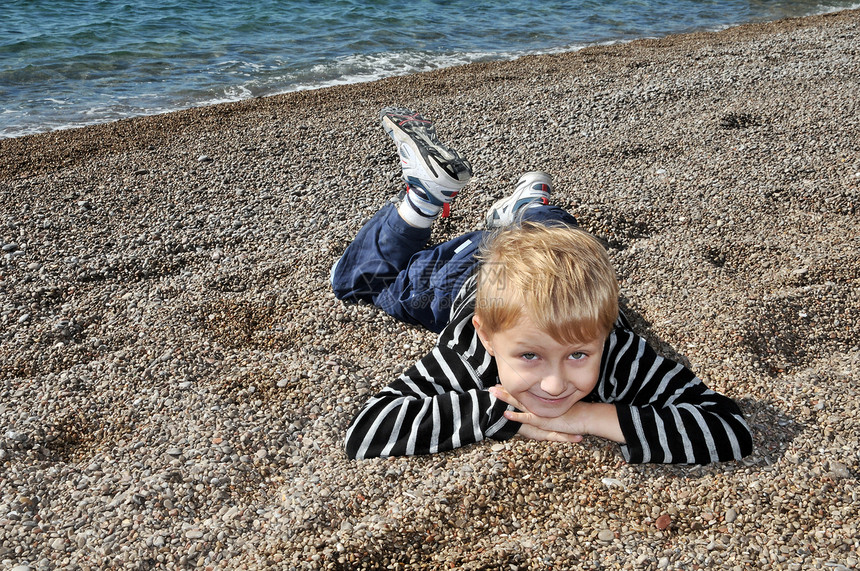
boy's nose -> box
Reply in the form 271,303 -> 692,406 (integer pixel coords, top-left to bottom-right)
540,373 -> 567,396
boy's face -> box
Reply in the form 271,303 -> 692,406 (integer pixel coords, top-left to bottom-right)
474,314 -> 606,418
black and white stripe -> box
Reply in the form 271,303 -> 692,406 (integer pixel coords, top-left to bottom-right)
345,276 -> 753,464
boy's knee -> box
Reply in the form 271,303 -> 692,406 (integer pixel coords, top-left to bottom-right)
329,256 -> 344,292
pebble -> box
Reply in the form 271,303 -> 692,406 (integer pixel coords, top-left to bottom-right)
597,529 -> 615,542
828,461 -> 851,479
0,10 -> 859,570
4,430 -> 27,442
601,477 -> 625,489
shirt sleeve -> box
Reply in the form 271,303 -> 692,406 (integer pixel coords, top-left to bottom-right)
595,323 -> 753,464
344,276 -> 520,459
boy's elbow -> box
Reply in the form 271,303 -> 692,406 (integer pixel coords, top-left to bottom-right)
344,429 -> 378,460
709,421 -> 753,464
345,435 -> 392,460
737,423 -> 755,460
344,433 -> 363,460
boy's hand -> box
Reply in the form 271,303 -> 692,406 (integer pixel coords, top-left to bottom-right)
489,386 -> 625,444
489,386 -> 584,443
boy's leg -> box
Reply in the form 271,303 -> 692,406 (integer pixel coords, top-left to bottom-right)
331,108 -> 473,330
375,172 -> 581,333
519,204 -> 579,228
374,228 -> 484,333
330,201 -> 431,303
486,171 -> 579,229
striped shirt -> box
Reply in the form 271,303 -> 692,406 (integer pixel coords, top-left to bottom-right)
345,276 -> 753,464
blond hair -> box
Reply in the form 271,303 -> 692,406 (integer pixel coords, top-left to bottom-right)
475,222 -> 618,344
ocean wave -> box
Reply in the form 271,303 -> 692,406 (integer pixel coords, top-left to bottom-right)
2,0 -> 859,138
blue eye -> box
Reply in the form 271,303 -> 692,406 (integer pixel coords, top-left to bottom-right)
521,352 -> 538,361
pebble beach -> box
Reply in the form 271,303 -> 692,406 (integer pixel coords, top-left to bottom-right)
1,8 -> 859,570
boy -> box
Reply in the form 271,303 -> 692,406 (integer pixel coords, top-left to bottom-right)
332,108 -> 753,464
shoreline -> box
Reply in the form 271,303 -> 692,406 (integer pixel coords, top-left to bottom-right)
1,9 -> 858,570
2,8 -> 857,178
4,4 -> 859,145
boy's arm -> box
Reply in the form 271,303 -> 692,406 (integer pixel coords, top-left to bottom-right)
597,326 -> 753,464
490,388 -> 616,443
344,345 -> 519,459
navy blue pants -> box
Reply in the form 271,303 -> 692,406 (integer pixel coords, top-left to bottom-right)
331,202 -> 578,333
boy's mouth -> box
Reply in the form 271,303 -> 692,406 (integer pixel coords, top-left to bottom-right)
528,392 -> 572,404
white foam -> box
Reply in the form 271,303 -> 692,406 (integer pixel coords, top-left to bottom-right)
3,3 -> 859,140
273,46 -> 587,95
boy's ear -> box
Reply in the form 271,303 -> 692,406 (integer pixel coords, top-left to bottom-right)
472,315 -> 494,356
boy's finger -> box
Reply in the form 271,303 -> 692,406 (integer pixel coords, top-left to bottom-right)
489,386 -> 524,410
543,431 -> 584,443
503,409 -> 531,423
517,424 -> 583,443
508,411 -> 585,440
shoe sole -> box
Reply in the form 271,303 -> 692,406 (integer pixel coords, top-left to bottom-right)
380,108 -> 472,184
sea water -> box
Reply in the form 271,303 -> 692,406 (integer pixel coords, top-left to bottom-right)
1,0 -> 858,139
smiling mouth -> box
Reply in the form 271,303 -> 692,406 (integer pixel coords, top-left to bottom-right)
530,393 -> 572,404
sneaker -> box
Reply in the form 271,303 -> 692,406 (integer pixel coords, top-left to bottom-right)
485,172 -> 553,229
380,108 -> 472,220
